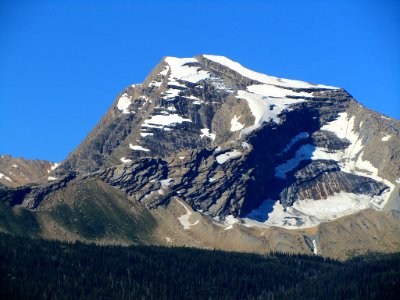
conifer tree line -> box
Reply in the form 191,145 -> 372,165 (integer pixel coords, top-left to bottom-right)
0,233 -> 399,299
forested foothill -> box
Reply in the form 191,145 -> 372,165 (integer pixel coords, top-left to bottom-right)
1,233 -> 399,300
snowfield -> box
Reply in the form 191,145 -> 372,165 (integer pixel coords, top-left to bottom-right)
203,55 -> 338,89
244,191 -> 389,229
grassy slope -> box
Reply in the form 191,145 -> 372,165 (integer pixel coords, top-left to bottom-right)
0,203 -> 41,237
0,179 -> 157,244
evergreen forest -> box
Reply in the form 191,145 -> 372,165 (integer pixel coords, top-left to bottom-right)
1,233 -> 399,299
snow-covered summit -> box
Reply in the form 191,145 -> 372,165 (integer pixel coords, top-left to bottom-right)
163,57 -> 210,84
159,55 -> 338,90
139,54 -> 339,135
161,54 -> 338,89
202,54 -> 338,89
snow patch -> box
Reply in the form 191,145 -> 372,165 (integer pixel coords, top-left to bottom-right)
12,164 -> 18,168
160,65 -> 170,76
160,178 -> 173,188
382,135 -> 391,142
120,157 -> 132,163
236,89 -> 305,133
224,215 -> 239,230
230,115 -> 244,132
129,144 -> 150,152
200,128 -> 216,140
142,114 -> 192,129
140,132 -> 154,137
312,239 -> 318,255
163,88 -> 181,99
184,95 -> 200,100
141,124 -> 164,130
47,176 -> 57,181
51,163 -> 59,171
165,57 -> 210,84
1,174 -> 12,182
149,80 -> 163,88
179,156 -> 185,160
216,150 -> 242,164
176,199 -> 199,230
241,142 -> 251,149
117,93 -> 132,114
165,237 -> 172,243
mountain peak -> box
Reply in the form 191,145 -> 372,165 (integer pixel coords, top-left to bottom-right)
1,55 -> 399,258
58,55 -> 354,175
17,57 -> 400,227
157,54 -> 339,90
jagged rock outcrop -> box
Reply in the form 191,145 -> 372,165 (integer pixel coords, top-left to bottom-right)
0,172 -> 76,208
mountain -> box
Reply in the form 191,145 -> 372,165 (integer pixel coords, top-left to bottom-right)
1,55 -> 399,259
0,155 -> 57,188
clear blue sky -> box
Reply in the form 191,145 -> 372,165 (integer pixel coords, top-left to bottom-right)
1,0 -> 399,162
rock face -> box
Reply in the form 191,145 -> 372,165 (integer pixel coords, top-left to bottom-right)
0,155 -> 58,188
1,55 -> 400,258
